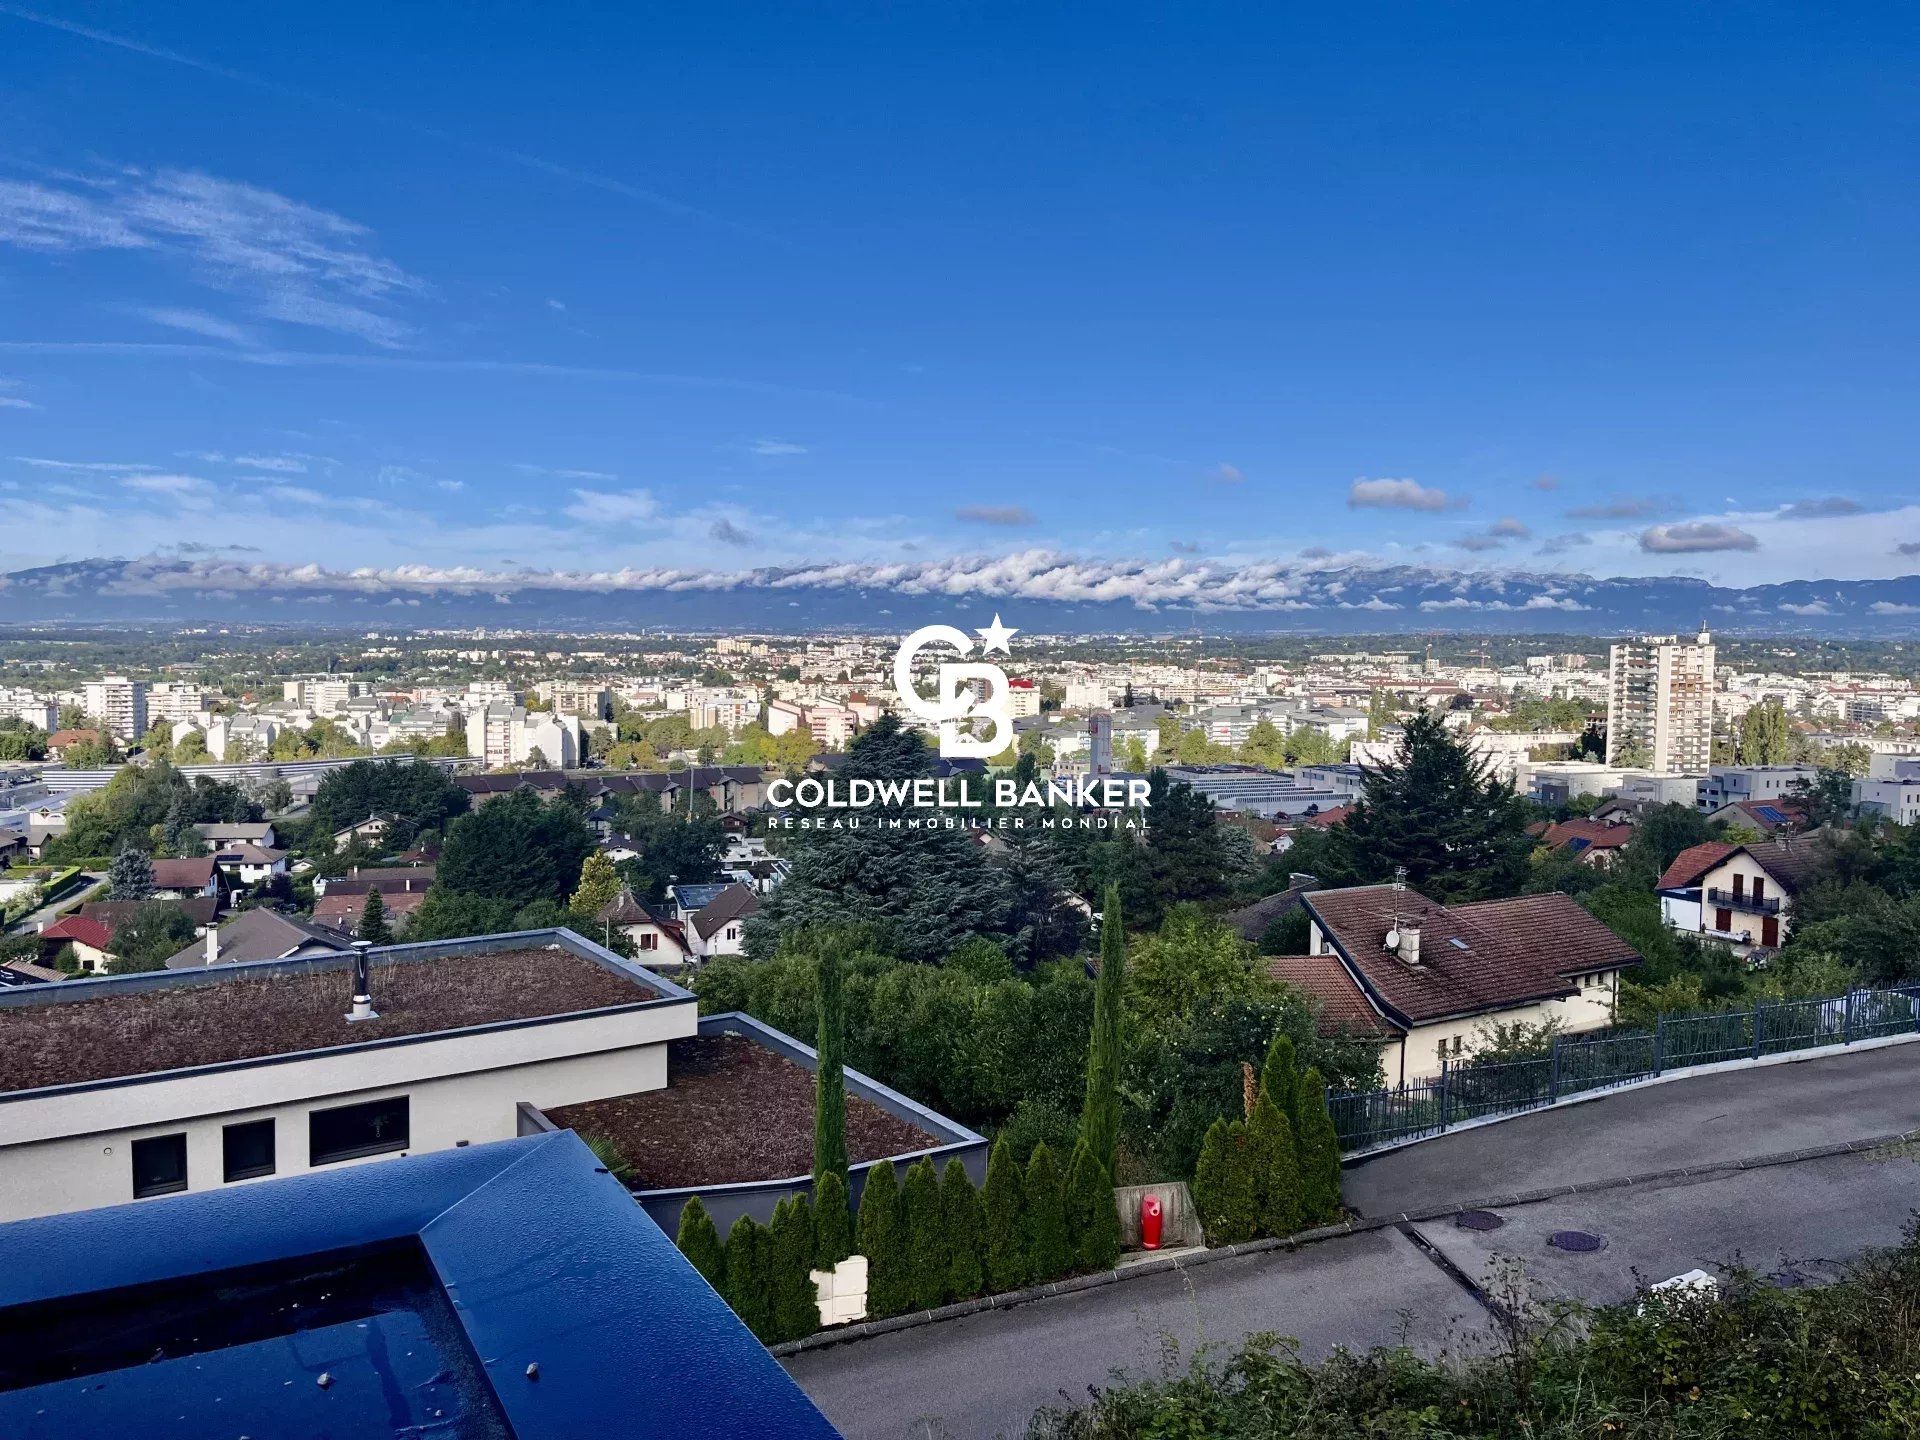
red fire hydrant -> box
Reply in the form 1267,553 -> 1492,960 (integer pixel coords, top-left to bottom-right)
1139,1193 -> 1164,1251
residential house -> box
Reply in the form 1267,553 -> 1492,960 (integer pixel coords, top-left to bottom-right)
1274,883 -> 1640,1084
45,729 -> 103,760
36,915 -> 115,974
163,907 -> 353,969
1654,840 -> 1734,937
209,842 -> 289,888
593,886 -> 692,967
193,822 -> 278,852
310,866 -> 435,935
1536,816 -> 1635,867
1704,797 -> 1807,834
1669,838 -> 1824,956
331,813 -> 393,848
667,881 -> 759,959
148,856 -> 221,902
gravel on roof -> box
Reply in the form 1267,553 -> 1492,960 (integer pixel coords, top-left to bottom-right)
545,1033 -> 936,1189
1,946 -> 659,1094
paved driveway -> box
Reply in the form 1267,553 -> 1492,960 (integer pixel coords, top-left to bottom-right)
1344,1040 -> 1920,1218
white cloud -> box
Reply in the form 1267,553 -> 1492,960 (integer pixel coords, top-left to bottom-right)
1348,477 -> 1461,511
232,454 -> 306,473
132,306 -> 256,346
1212,463 -> 1245,484
1639,521 -> 1759,554
747,438 -> 807,457
1869,601 -> 1920,615
564,488 -> 659,524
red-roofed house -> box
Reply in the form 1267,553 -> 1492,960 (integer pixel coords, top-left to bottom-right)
1299,883 -> 1640,1084
38,915 -> 114,974
1266,954 -> 1402,1042
1654,841 -> 1735,935
1666,839 -> 1826,957
1538,817 -> 1635,867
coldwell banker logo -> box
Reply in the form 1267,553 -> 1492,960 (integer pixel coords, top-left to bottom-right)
891,612 -> 1019,759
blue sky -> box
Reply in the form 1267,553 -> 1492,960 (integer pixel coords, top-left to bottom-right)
0,1 -> 1916,598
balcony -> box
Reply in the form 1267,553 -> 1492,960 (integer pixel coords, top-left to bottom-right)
1706,886 -> 1782,915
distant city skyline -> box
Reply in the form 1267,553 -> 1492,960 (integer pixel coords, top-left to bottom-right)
1,3 -> 1916,586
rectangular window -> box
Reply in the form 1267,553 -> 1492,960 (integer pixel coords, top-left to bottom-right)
1752,877 -> 1766,904
131,1133 -> 188,1199
1762,916 -> 1780,948
1732,874 -> 1745,899
308,1096 -> 410,1166
222,1118 -> 276,1182
1716,907 -> 1732,932
639,932 -> 657,951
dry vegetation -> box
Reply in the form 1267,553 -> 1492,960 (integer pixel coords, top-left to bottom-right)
547,1033 -> 936,1188
2,947 -> 653,1093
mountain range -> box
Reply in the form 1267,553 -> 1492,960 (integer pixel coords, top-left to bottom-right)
2,557 -> 1917,636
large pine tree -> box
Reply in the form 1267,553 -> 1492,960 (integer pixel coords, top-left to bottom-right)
1329,709 -> 1533,902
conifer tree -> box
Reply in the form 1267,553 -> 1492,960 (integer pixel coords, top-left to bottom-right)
901,1157 -> 949,1310
769,1196 -> 820,1342
723,1215 -> 773,1340
1259,1033 -> 1300,1131
856,1161 -> 907,1317
1065,1140 -> 1120,1273
813,942 -> 849,1187
1217,1120 -> 1258,1244
1192,1117 -> 1234,1244
940,1158 -> 986,1300
108,842 -> 154,902
569,849 -> 622,918
1295,1066 -> 1345,1223
358,888 -> 394,945
982,1138 -> 1027,1293
1244,1095 -> 1302,1239
675,1195 -> 725,1291
1023,1142 -> 1070,1282
1079,884 -> 1126,1178
812,1170 -> 854,1269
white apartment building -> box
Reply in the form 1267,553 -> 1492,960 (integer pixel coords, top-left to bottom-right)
466,680 -> 520,707
0,688 -> 56,732
282,675 -> 358,715
146,682 -> 211,725
544,682 -> 613,720
81,676 -> 147,740
1606,631 -> 1714,775
466,704 -> 583,769
688,688 -> 761,734
205,714 -> 278,761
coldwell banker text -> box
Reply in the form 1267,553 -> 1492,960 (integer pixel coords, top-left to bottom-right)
766,775 -> 1151,830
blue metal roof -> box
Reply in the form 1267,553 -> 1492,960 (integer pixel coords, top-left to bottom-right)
0,1132 -> 839,1439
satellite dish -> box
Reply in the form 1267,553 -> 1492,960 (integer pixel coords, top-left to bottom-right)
1384,927 -> 1401,950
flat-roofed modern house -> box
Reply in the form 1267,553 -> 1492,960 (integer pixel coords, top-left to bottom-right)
0,928 -> 982,1230
1271,883 -> 1639,1084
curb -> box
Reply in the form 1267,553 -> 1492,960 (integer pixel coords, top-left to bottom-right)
769,1126 -> 1920,1359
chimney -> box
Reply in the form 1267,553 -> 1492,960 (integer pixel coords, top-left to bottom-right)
344,940 -> 379,1023
205,926 -> 219,966
1397,925 -> 1422,966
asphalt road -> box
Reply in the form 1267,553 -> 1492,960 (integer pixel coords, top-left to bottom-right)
3,872 -> 105,936
787,1045 -> 1920,1440
1343,1040 -> 1920,1218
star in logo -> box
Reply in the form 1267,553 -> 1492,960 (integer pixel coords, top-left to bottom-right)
976,613 -> 1018,655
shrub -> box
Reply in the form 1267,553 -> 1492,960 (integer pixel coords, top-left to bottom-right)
1259,1032 -> 1299,1127
982,1138 -> 1028,1292
1192,1118 -> 1257,1245
942,1158 -> 986,1300
812,1170 -> 854,1269
856,1161 -> 907,1317
674,1195 -> 724,1291
1295,1066 -> 1344,1223
1065,1140 -> 1120,1273
769,1196 -> 820,1342
901,1157 -> 949,1310
1243,1095 -> 1301,1239
991,1097 -> 1077,1167
722,1215 -> 772,1340
1023,1142 -> 1070,1282
813,943 -> 849,1186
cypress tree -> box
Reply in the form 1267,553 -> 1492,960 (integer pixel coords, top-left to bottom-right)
1079,884 -> 1125,1179
723,1215 -> 773,1341
856,1161 -> 907,1317
1065,1140 -> 1120,1273
1259,1033 -> 1299,1128
941,1158 -> 986,1300
813,943 -> 849,1187
901,1157 -> 948,1310
674,1195 -> 725,1291
1295,1067 -> 1345,1223
1192,1117 -> 1233,1244
769,1196 -> 820,1342
981,1138 -> 1027,1293
812,1170 -> 854,1270
1217,1121 -> 1258,1244
1023,1142 -> 1070,1282
1244,1095 -> 1302,1239
358,889 -> 394,945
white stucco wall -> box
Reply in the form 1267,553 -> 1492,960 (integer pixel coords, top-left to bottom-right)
0,1001 -> 689,1222
1698,853 -> 1791,953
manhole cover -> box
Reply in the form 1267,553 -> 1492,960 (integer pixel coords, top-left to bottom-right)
1455,1210 -> 1505,1232
1548,1230 -> 1607,1253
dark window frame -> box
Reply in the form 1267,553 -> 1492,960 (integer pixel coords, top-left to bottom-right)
222,1118 -> 276,1182
131,1133 -> 188,1199
308,1095 -> 410,1166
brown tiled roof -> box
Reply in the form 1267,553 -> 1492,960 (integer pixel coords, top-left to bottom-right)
691,882 -> 759,940
1735,839 -> 1827,894
1303,805 -> 1351,829
1266,954 -> 1401,1038
81,897 -> 219,932
1303,884 -> 1640,1027
321,866 -> 436,896
149,857 -> 217,890
1223,878 -> 1322,942
1541,818 -> 1633,853
1658,841 -> 1734,890
46,729 -> 102,748
312,888 -> 430,929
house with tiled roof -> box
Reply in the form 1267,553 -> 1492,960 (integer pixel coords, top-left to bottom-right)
1705,797 -> 1807,834
1537,816 -> 1635,867
594,886 -> 692,967
1665,837 -> 1826,957
37,915 -> 114,973
678,881 -> 759,959
1293,883 -> 1640,1084
148,856 -> 220,901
